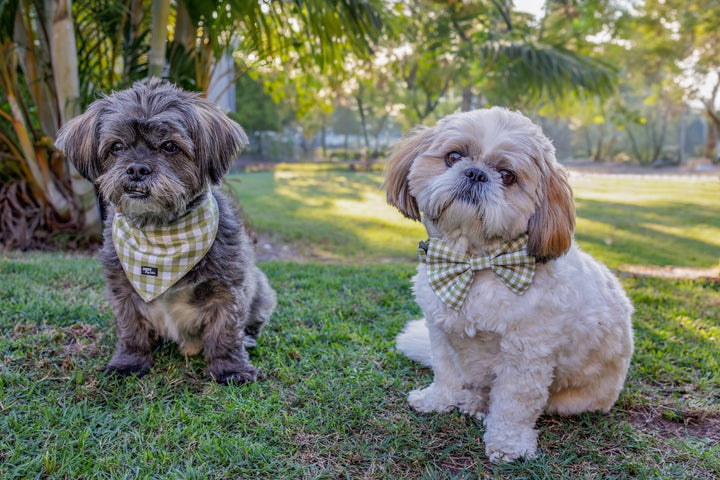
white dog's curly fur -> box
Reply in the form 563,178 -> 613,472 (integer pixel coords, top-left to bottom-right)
384,107 -> 634,462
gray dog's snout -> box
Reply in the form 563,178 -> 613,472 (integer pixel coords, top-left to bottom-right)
464,168 -> 488,183
126,162 -> 153,181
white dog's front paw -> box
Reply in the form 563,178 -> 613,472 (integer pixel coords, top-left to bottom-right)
454,390 -> 487,421
407,384 -> 455,414
487,446 -> 537,463
484,427 -> 538,463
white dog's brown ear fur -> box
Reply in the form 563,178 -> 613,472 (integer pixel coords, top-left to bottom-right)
383,126 -> 433,221
188,100 -> 248,185
55,99 -> 108,181
527,156 -> 576,263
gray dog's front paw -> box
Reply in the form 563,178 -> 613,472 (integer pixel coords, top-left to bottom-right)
208,360 -> 260,385
104,353 -> 153,378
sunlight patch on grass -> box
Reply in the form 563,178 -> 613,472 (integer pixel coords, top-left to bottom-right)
639,222 -> 720,248
570,175 -> 719,208
227,170 -> 426,261
228,167 -> 720,267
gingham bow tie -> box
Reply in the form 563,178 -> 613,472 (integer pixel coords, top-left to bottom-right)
418,234 -> 536,310
112,190 -> 219,302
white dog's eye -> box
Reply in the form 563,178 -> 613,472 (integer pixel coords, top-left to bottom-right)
444,151 -> 463,167
500,169 -> 517,186
160,141 -> 179,154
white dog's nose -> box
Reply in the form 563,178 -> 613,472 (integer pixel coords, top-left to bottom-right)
464,167 -> 488,183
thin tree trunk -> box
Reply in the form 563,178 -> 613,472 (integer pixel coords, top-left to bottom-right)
51,0 -> 101,233
149,0 -> 170,78
678,107 -> 686,164
5,85 -> 70,218
461,86 -> 473,112
175,2 -> 195,50
355,87 -> 371,152
13,4 -> 59,137
626,126 -> 643,164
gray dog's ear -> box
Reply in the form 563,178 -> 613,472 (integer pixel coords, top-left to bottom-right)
188,99 -> 248,184
55,99 -> 107,181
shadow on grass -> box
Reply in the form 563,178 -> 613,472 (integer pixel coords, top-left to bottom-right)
227,170 -> 720,267
226,171 -> 425,262
576,198 -> 720,268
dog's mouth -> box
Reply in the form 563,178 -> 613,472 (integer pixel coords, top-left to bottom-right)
453,180 -> 486,207
123,185 -> 150,199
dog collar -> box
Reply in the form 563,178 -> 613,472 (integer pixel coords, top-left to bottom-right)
418,234 -> 536,310
112,190 -> 219,302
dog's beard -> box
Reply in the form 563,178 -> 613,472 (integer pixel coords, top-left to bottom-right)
418,171 -> 534,246
97,164 -> 199,227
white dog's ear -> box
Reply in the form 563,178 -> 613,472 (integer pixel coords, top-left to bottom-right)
383,126 -> 434,221
55,99 -> 108,181
188,100 -> 249,184
527,151 -> 575,263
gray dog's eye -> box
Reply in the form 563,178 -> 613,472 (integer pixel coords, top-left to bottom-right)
160,141 -> 179,154
444,151 -> 463,167
110,142 -> 124,154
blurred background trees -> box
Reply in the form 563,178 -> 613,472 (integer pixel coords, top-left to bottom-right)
1,0 -> 718,249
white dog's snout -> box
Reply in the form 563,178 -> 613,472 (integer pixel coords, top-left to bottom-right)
464,167 -> 489,183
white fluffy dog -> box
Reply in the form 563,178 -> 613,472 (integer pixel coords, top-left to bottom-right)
384,107 -> 634,462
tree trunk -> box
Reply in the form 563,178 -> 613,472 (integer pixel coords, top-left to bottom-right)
5,85 -> 70,218
678,107 -> 686,164
355,88 -> 371,152
51,0 -> 102,233
13,3 -> 59,137
149,0 -> 170,78
461,86 -> 473,112
174,3 -> 195,51
704,111 -> 718,160
705,109 -> 720,162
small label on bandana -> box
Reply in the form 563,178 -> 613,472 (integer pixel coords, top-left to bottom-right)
112,190 -> 219,302
141,266 -> 159,276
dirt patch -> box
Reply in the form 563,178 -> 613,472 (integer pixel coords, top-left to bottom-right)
564,159 -> 720,179
627,405 -> 720,443
618,265 -> 719,281
253,233 -> 307,262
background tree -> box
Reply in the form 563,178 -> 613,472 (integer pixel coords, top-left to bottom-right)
386,0 -> 616,127
660,0 -> 720,160
0,0 -> 385,249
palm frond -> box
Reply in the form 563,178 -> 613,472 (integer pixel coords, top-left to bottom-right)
480,40 -> 617,101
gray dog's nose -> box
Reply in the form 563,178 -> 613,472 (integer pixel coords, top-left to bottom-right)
464,167 -> 488,183
126,162 -> 153,180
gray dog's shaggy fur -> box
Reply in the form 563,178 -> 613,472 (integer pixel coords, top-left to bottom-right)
56,80 -> 276,384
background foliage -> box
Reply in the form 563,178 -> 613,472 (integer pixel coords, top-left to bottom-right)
4,0 -> 719,249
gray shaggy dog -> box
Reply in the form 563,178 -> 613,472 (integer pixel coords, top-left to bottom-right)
56,80 -> 276,384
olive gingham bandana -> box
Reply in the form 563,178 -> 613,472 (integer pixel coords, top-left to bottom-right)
418,234 -> 536,310
112,191 -> 219,302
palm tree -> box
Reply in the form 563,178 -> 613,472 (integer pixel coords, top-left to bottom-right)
0,0 -> 384,248
0,0 -> 100,248
388,0 -> 615,124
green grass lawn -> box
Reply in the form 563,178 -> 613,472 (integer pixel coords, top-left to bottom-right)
228,165 -> 720,269
1,165 -> 719,478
